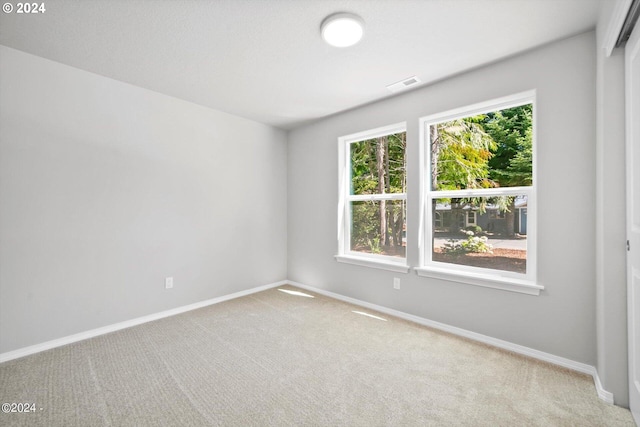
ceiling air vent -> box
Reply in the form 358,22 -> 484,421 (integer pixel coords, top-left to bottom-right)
386,76 -> 422,93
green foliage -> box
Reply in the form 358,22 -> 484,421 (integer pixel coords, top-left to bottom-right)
350,132 -> 406,254
350,199 -> 405,255
491,195 -> 513,212
350,103 -> 533,250
464,225 -> 483,235
431,104 -> 532,236
351,133 -> 406,195
350,201 -> 380,252
432,116 -> 497,191
368,237 -> 382,254
442,230 -> 493,255
431,104 -> 533,192
484,105 -> 533,187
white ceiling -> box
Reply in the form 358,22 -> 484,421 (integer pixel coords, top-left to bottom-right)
0,0 -> 602,130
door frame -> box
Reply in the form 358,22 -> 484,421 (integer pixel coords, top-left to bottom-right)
625,10 -> 640,423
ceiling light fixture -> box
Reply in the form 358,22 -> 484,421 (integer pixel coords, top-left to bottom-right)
321,12 -> 364,47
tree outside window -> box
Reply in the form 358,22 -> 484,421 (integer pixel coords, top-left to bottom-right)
423,93 -> 535,278
350,131 -> 406,257
338,123 -> 407,264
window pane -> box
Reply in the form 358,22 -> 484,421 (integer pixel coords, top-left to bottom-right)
430,104 -> 532,191
351,132 -> 406,195
432,195 -> 528,274
351,199 -> 406,258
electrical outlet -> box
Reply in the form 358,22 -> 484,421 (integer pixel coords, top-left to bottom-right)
393,277 -> 400,290
165,277 -> 174,289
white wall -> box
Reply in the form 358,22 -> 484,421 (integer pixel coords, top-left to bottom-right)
288,32 -> 597,366
0,46 -> 288,354
595,0 -> 630,407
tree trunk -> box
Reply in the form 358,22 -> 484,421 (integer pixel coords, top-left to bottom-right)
430,126 -> 439,255
385,137 -> 392,248
430,125 -> 439,190
377,136 -> 387,249
399,134 -> 407,251
395,205 -> 404,250
504,198 -> 516,237
451,199 -> 462,233
388,202 -> 396,248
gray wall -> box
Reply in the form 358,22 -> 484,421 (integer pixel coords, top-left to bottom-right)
0,46 -> 288,353
288,32 -> 597,365
595,0 -> 629,407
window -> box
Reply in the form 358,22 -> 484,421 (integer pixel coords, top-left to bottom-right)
336,123 -> 409,273
434,212 -> 443,229
417,92 -> 541,295
466,211 -> 476,226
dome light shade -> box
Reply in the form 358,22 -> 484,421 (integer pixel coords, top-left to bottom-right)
321,13 -> 364,47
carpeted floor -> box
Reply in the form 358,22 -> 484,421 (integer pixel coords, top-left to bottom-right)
0,284 -> 635,426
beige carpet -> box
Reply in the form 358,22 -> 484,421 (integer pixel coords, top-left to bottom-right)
0,284 -> 635,426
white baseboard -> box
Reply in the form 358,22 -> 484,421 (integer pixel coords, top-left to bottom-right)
591,369 -> 615,404
0,280 -> 286,364
287,280 -> 615,405
0,278 -> 616,405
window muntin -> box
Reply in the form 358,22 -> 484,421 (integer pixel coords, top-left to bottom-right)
338,123 -> 407,263
421,92 -> 536,283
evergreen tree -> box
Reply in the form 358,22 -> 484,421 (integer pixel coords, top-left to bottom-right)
483,105 -> 533,236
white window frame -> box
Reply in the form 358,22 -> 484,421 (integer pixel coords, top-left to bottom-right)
466,210 -> 477,226
416,91 -> 542,295
434,211 -> 443,228
335,122 -> 410,273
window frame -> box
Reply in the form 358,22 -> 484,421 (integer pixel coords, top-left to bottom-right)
335,122 -> 410,273
416,91 -> 542,295
466,210 -> 477,226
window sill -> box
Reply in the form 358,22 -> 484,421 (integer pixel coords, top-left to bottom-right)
335,255 -> 410,273
414,266 -> 543,296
